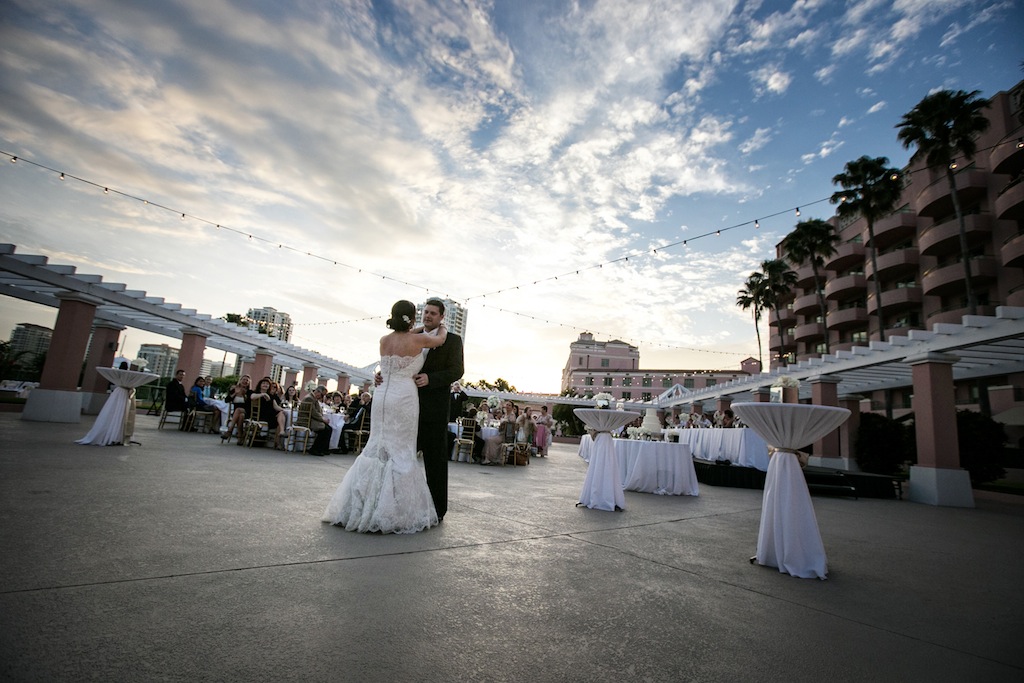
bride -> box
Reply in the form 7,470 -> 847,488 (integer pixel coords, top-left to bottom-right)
322,300 -> 447,534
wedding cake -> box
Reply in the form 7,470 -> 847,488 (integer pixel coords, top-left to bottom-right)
641,408 -> 662,437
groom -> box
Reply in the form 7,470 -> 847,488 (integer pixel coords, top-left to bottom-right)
414,298 -> 464,522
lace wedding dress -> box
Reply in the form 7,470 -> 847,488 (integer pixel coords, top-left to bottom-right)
322,354 -> 438,534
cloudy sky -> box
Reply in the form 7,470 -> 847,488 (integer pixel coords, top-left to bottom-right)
1,0 -> 1020,393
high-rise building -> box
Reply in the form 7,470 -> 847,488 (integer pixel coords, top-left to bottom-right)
245,306 -> 292,342
416,299 -> 468,340
137,343 -> 180,378
560,332 -> 755,402
8,323 -> 52,364
769,78 -> 1024,369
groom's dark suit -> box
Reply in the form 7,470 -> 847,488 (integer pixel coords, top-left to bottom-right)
417,332 -> 464,520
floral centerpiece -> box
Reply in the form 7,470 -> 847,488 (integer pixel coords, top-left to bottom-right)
303,380 -> 319,394
592,392 -> 614,410
772,375 -> 800,403
486,395 -> 501,410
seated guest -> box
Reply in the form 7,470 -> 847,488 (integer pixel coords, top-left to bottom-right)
247,377 -> 284,448
222,375 -> 251,442
189,376 -> 220,431
302,386 -> 331,456
340,391 -> 372,453
202,376 -> 214,399
721,409 -> 736,428
165,369 -> 189,430
282,385 -> 299,408
481,404 -> 517,465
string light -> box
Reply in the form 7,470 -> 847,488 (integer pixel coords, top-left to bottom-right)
1017,138 -> 1023,149
59,172 -> 65,181
795,207 -> 800,217
103,187 -> 109,194
180,213 -> 185,220
754,220 -> 759,229
9,157 -> 16,163
949,161 -> 958,170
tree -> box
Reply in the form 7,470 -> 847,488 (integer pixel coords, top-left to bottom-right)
831,155 -> 904,342
464,378 -> 518,393
551,389 -> 584,436
736,271 -> 766,371
759,258 -> 798,366
781,219 -> 839,354
0,341 -> 32,382
896,89 -> 990,315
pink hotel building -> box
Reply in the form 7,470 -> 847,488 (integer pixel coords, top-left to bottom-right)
560,332 -> 761,402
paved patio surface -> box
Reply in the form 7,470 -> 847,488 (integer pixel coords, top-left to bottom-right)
1,413 -> 1022,682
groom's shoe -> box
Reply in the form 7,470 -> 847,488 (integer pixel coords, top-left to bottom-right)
308,449 -> 327,456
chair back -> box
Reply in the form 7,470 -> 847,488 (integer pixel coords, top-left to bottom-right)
501,420 -> 517,443
249,396 -> 263,423
295,401 -> 313,429
458,417 -> 477,441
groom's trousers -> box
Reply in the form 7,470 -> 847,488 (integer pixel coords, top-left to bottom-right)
417,415 -> 448,519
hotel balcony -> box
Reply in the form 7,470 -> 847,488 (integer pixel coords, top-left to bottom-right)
824,273 -> 866,300
995,178 -> 1024,221
768,333 -> 797,351
1001,231 -> 1024,268
826,306 -> 868,331
1008,283 -> 1024,308
914,169 -> 988,218
792,292 -> 822,315
824,241 -> 865,271
769,306 -> 796,327
921,257 -> 998,297
793,321 -> 825,342
793,263 -> 817,288
865,247 -> 920,281
869,211 -> 917,250
926,304 -> 999,327
990,138 -> 1024,176
866,286 -> 923,314
918,213 -> 992,257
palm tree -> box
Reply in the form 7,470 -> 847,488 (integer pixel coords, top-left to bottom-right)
736,271 -> 766,371
781,219 -> 839,355
896,89 -> 990,315
830,156 -> 904,342
760,258 -> 798,365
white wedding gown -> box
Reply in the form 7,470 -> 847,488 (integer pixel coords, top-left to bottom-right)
322,354 -> 438,534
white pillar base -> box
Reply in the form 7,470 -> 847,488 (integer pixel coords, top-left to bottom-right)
909,465 -> 974,508
21,389 -> 83,423
808,456 -> 860,472
81,391 -> 110,415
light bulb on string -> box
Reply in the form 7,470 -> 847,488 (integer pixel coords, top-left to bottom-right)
949,161 -> 958,170
180,213 -> 185,220
1017,138 -> 1023,149
754,220 -> 760,229
104,187 -> 109,194
10,157 -> 16,163
795,207 -> 800,217
59,172 -> 65,181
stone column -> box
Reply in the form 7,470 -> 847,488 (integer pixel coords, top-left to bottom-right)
239,358 -> 255,380
336,372 -> 351,396
23,292 -> 102,423
715,396 -> 732,413
835,394 -> 863,471
283,368 -> 299,390
300,363 -> 319,397
907,352 -> 973,507
178,328 -> 210,386
753,387 -> 772,403
808,376 -> 842,467
81,321 -> 126,415
252,348 -> 273,382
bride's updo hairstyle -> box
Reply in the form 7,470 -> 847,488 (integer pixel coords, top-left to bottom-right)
386,300 -> 416,332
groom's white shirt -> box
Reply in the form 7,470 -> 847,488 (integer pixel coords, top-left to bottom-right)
421,326 -> 440,357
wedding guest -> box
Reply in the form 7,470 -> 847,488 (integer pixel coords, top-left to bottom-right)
481,404 -> 517,465
268,381 -> 289,448
449,382 -> 469,422
282,385 -> 299,407
165,369 -> 188,430
202,375 -> 214,399
534,405 -> 552,457
302,385 -> 332,456
721,409 -> 736,428
222,375 -> 251,442
516,409 -> 536,451
247,377 -> 284,448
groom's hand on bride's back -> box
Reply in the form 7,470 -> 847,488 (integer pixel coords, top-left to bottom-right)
413,373 -> 428,388
374,371 -> 382,386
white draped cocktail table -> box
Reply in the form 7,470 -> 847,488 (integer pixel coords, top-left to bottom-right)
574,409 -> 639,511
732,402 -> 850,579
76,368 -> 160,446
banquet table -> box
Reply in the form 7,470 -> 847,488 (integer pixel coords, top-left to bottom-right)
732,402 -> 851,580
615,440 -> 698,496
76,368 -> 159,446
574,409 -> 639,511
662,428 -> 770,471
325,411 -> 346,450
447,422 -> 499,461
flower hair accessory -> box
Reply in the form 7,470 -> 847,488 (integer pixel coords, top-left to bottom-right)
402,314 -> 411,323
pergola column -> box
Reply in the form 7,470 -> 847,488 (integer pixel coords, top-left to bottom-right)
23,292 -> 102,423
300,363 -> 319,397
753,387 -> 772,403
178,328 -> 210,386
809,375 -> 842,467
251,348 -> 273,383
336,372 -> 351,395
715,396 -> 732,413
81,321 -> 126,415
908,353 -> 973,507
283,368 -> 299,390
835,394 -> 863,471
239,358 -> 255,380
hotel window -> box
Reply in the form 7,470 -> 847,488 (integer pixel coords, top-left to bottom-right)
662,378 -> 672,387
584,376 -> 594,386
621,392 -> 631,400
706,378 -> 717,387
600,358 -> 609,367
642,377 -> 652,387
641,392 -> 652,401
603,377 -> 613,386
622,376 -> 632,386
683,378 -> 694,388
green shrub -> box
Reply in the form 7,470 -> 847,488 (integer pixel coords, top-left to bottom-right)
855,412 -> 915,475
956,409 -> 1007,484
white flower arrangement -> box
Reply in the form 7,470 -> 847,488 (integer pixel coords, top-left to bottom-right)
593,392 -> 614,409
772,375 -> 800,388
303,380 -> 319,393
486,395 -> 501,409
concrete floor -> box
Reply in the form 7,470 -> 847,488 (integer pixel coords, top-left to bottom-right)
1,412 -> 1022,682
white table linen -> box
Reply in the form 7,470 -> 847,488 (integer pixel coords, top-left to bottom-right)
732,402 -> 851,580
77,368 -> 159,446
663,428 -> 770,471
325,412 -> 346,450
615,440 -> 698,496
203,398 -> 231,431
447,422 -> 498,461
574,409 -> 639,511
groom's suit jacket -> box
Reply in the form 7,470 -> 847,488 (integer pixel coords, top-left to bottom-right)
418,332 -> 464,423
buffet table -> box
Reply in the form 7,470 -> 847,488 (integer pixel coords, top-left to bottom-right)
76,368 -> 159,446
732,402 -> 850,580
615,440 -> 698,496
574,409 -> 639,511
663,427 -> 770,471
